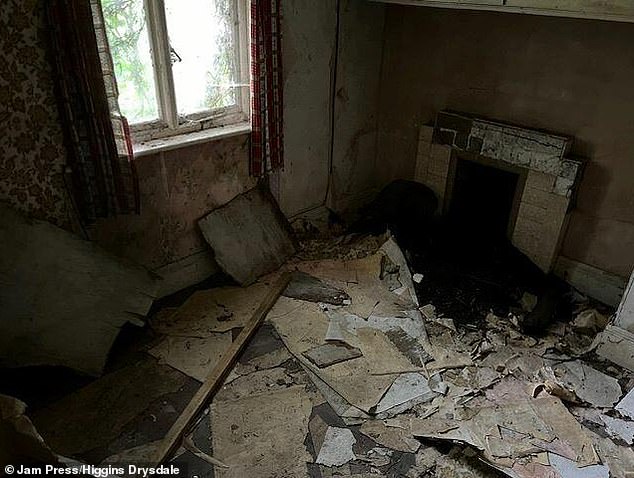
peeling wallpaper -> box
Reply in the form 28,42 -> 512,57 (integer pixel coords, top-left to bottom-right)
0,0 -> 73,229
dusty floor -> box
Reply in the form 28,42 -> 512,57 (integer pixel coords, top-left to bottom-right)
3,233 -> 634,478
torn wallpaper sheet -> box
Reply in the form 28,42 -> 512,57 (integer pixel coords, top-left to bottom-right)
357,328 -> 423,375
294,253 -> 381,286
302,343 -> 362,369
283,271 -> 350,305
324,315 -> 349,344
301,367 -> 369,420
148,332 -> 232,382
323,308 -> 428,347
295,242 -> 419,320
269,247 -> 433,414
151,283 -> 272,337
359,418 -> 421,453
268,297 -> 398,412
211,385 -> 312,478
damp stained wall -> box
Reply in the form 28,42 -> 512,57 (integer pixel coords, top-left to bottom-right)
328,0 -> 385,213
91,137 -> 256,271
274,0 -> 336,218
377,6 -> 634,278
5,0 -> 633,283
2,0 -> 387,281
276,0 -> 385,218
92,0 -> 387,269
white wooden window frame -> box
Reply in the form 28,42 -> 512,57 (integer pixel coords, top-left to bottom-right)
130,0 -> 251,143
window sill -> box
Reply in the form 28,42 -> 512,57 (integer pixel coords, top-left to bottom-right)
133,123 -> 251,157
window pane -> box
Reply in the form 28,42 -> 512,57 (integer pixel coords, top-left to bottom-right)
102,0 -> 158,123
165,0 -> 238,115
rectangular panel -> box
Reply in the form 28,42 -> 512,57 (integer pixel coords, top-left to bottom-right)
164,0 -> 239,115
102,0 -> 159,123
506,0 -> 634,15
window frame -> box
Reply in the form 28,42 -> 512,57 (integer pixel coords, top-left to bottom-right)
123,0 -> 251,143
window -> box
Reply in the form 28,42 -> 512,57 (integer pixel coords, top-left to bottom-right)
100,0 -> 250,142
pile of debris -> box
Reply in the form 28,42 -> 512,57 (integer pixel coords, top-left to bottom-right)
258,236 -> 634,477
143,232 -> 634,477
3,185 -> 633,478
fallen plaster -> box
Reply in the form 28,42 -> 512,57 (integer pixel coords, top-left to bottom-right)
151,283 -> 272,337
284,271 -> 351,305
0,204 -> 157,375
547,360 -> 622,408
548,453 -> 609,478
600,414 -> 634,445
315,426 -> 356,467
373,373 -> 438,416
616,388 -> 634,420
198,186 -> 296,285
302,343 -> 363,369
358,418 -> 421,453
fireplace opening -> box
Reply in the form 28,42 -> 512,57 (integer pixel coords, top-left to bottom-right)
448,158 -> 520,241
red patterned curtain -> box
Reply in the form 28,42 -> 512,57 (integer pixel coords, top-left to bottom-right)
46,0 -> 139,224
250,0 -> 284,177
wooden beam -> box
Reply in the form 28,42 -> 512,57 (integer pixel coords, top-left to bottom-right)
144,0 -> 178,127
368,0 -> 634,24
151,272 -> 292,464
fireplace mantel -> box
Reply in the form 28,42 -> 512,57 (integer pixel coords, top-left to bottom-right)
415,111 -> 584,272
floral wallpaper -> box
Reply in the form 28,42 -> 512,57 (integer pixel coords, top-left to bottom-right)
0,0 -> 73,228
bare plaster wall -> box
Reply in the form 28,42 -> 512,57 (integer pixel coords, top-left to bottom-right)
275,0 -> 336,218
99,0 -> 385,271
378,6 -> 634,278
277,0 -> 385,218
328,0 -> 385,213
91,136 -> 256,271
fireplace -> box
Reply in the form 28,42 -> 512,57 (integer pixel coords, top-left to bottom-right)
447,154 -> 522,240
415,112 -> 583,272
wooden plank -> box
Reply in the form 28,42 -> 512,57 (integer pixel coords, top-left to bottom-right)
151,272 -> 292,464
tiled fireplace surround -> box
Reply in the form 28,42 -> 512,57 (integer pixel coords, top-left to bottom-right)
415,112 -> 583,272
